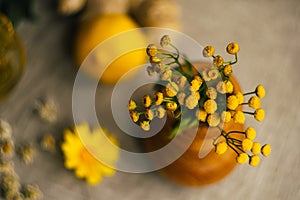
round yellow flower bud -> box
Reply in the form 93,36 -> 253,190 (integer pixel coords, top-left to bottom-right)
130,111 -> 139,122
185,94 -> 198,110
237,153 -> 248,164
245,126 -> 256,140
146,44 -> 158,57
223,65 -> 232,76
156,106 -> 166,119
203,46 -> 215,57
226,42 -> 240,55
208,69 -> 219,80
235,92 -> 244,105
227,95 -> 239,110
207,113 -> 220,127
128,99 -> 137,111
204,99 -> 218,114
216,81 -> 226,94
248,96 -> 261,109
256,84 -> 266,98
221,111 -> 232,123
254,108 -> 265,122
206,87 -> 217,100
251,142 -> 261,155
225,81 -> 234,94
149,56 -> 161,63
242,138 -> 253,151
213,55 -> 224,67
165,82 -> 179,97
166,102 -> 178,111
261,144 -> 271,157
154,92 -> 164,105
233,111 -> 245,124
215,141 -> 228,155
143,95 -> 152,108
145,109 -> 154,120
140,121 -> 150,131
191,79 -> 201,91
249,155 -> 260,166
196,109 -> 207,122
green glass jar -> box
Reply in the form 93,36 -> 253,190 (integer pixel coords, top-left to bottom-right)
0,13 -> 25,100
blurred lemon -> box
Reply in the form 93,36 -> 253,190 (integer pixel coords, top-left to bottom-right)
74,14 -> 147,84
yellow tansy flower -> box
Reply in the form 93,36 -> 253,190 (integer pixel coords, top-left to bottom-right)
226,42 -> 240,54
196,109 -> 207,122
166,102 -> 178,111
227,95 -> 239,110
213,55 -> 224,67
251,142 -> 261,155
140,121 -> 150,131
61,123 -> 119,185
177,76 -> 187,89
160,68 -> 172,80
145,109 -> 154,120
154,92 -> 164,105
236,153 -> 248,164
203,45 -> 215,57
143,95 -> 152,108
249,155 -> 260,167
233,111 -> 245,124
156,106 -> 166,119
248,96 -> 261,109
215,141 -> 228,155
206,87 -> 217,100
221,111 -> 232,123
216,81 -> 226,94
128,99 -> 137,111
256,84 -> 266,98
146,44 -> 157,57
242,138 -> 253,151
225,80 -> 234,94
130,111 -> 139,122
185,94 -> 198,110
261,144 -> 271,157
245,126 -> 256,140
207,113 -> 220,127
223,65 -> 232,76
235,92 -> 244,105
204,99 -> 218,114
165,82 -> 179,97
208,69 -> 219,80
190,78 -> 201,91
254,108 -> 265,122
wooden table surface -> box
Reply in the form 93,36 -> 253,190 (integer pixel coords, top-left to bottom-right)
1,0 -> 299,199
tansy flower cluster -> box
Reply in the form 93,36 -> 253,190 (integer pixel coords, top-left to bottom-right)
128,35 -> 271,166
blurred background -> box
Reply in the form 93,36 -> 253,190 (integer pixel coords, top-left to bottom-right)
0,0 -> 299,199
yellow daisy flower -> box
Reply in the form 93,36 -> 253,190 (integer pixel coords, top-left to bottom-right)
130,111 -> 139,122
249,155 -> 260,167
207,113 -> 220,127
236,153 -> 248,164
128,99 -> 136,111
61,123 -> 119,185
213,55 -> 224,67
261,144 -> 271,157
256,84 -> 266,98
166,102 -> 178,111
233,111 -> 245,124
254,108 -> 265,122
154,92 -> 164,105
225,81 -> 234,94
251,142 -> 261,155
143,95 -> 152,108
203,45 -> 215,57
145,109 -> 154,120
242,138 -> 253,151
226,42 -> 240,54
227,95 -> 239,110
245,126 -> 256,140
196,109 -> 207,122
223,65 -> 232,76
204,99 -> 218,114
248,96 -> 261,109
215,141 -> 228,155
235,92 -> 244,105
140,121 -> 150,131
